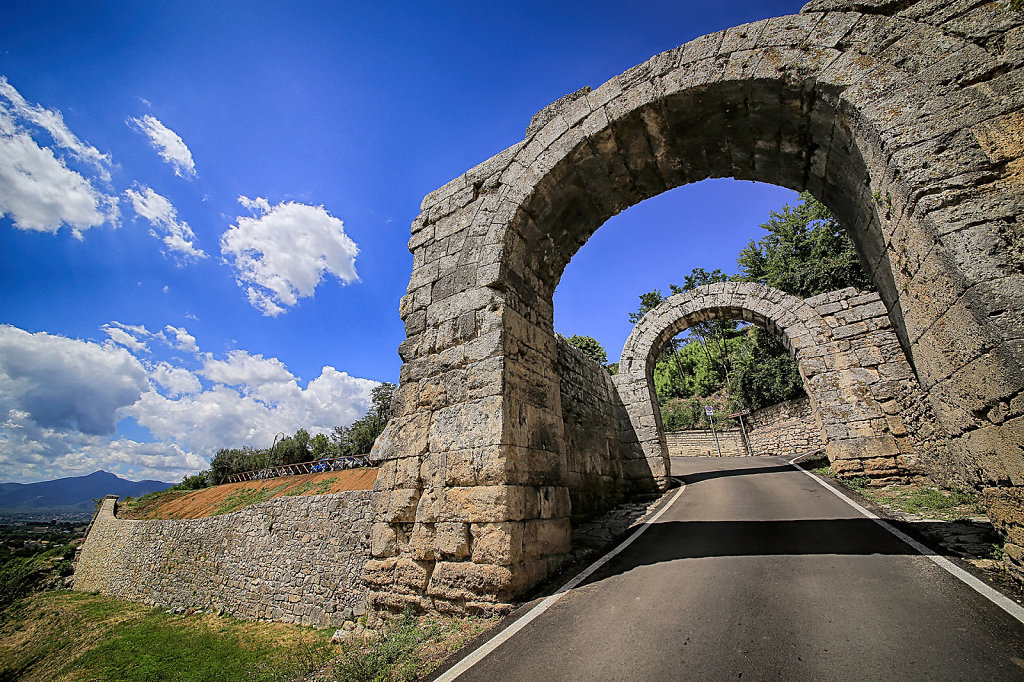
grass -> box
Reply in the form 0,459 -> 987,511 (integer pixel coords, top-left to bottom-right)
0,592 -> 496,682
283,477 -> 339,497
801,456 -> 983,521
0,591 -> 331,681
212,484 -> 290,516
323,609 -> 497,682
119,489 -> 190,517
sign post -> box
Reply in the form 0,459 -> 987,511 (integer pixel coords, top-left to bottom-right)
706,405 -> 723,458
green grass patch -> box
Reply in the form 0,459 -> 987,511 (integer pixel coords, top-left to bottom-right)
843,476 -> 870,490
283,477 -> 339,497
0,591 -> 332,682
0,593 -> 497,682
213,484 -> 289,515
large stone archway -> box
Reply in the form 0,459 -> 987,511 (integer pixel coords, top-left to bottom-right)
366,0 -> 1024,613
616,282 -> 923,481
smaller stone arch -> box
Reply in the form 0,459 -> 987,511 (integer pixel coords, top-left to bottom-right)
617,281 -> 921,479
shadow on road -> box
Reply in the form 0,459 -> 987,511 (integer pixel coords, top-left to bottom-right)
672,463 -> 796,484
575,517 -> 963,590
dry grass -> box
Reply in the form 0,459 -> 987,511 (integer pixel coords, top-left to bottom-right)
119,469 -> 377,520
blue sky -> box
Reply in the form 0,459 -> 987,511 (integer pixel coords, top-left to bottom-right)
0,0 -> 804,483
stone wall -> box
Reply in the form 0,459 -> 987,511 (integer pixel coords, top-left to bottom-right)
666,430 -> 746,458
74,491 -> 374,628
666,397 -> 823,458
556,338 -> 650,521
746,398 -> 824,457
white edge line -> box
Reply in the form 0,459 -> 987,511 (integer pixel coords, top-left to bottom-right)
434,481 -> 688,681
788,455 -> 1024,625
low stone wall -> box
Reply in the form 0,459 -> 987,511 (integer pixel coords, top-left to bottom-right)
666,398 -> 823,458
746,397 -> 824,457
557,339 -> 651,521
665,430 -> 746,458
74,490 -> 375,628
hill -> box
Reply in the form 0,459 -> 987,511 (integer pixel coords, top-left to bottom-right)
0,471 -> 173,520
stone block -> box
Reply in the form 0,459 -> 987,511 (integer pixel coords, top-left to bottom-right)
524,519 -> 573,558
361,558 -> 397,588
407,523 -> 436,561
471,522 -> 525,565
370,523 -> 397,558
435,522 -> 471,559
393,558 -> 432,594
427,561 -> 514,602
441,485 -> 538,523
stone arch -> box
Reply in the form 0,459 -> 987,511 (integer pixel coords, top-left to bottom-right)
368,2 -> 1024,614
616,281 -> 918,479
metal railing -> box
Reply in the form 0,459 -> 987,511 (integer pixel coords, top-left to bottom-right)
225,455 -> 372,484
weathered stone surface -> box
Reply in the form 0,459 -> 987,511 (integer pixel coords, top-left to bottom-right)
374,0 -> 1024,608
75,492 -> 374,628
621,284 -> 923,480
83,0 -> 1024,622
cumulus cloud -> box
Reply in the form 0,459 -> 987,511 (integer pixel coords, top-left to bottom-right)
125,186 -> 206,261
0,78 -> 119,237
128,114 -> 196,178
199,349 -> 293,386
221,197 -> 359,316
163,325 -> 198,352
0,323 -> 378,482
128,365 -> 375,456
149,361 -> 201,397
0,325 -> 149,436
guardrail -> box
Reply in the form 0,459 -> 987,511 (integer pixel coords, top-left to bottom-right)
225,455 -> 372,484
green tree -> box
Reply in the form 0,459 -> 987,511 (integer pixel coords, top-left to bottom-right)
564,334 -> 608,364
310,433 -> 331,458
737,191 -> 873,297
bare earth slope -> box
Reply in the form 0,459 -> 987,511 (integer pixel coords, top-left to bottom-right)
118,468 -> 377,520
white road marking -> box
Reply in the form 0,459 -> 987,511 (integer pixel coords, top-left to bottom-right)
433,481 -> 687,681
788,455 -> 1024,625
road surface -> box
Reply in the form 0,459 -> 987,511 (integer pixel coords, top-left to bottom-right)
439,456 -> 1024,681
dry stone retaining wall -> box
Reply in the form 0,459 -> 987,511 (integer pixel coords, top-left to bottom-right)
746,397 -> 824,457
667,396 -> 824,458
556,338 -> 654,521
74,492 -> 374,628
666,430 -> 747,458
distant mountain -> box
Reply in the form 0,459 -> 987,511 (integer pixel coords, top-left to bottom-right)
0,471 -> 174,515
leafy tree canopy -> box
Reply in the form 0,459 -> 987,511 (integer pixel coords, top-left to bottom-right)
563,334 -> 608,364
737,191 -> 873,298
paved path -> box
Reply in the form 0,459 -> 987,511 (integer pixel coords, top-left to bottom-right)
441,456 -> 1024,681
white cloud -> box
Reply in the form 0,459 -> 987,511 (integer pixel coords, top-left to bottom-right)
125,186 -> 206,261
163,325 -> 198,353
0,323 -> 378,482
0,76 -> 111,180
128,365 -> 375,455
102,322 -> 151,353
199,349 -> 294,387
149,361 -> 201,397
128,114 -> 196,178
221,197 -> 359,316
0,131 -> 119,237
0,325 -> 149,436
0,78 -> 119,237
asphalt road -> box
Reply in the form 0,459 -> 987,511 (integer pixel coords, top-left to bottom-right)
442,456 -> 1024,681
